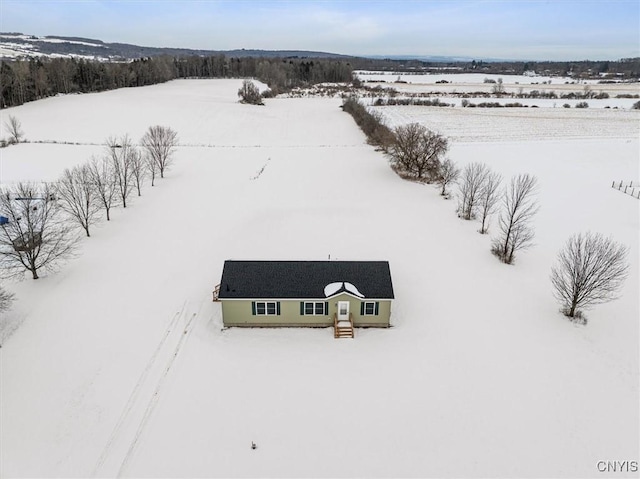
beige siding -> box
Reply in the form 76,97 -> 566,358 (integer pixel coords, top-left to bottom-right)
221,294 -> 391,328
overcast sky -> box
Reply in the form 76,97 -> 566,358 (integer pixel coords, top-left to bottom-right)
1,0 -> 638,60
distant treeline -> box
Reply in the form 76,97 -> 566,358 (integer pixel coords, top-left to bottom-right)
350,57 -> 640,79
0,55 -> 353,108
1,54 -> 639,109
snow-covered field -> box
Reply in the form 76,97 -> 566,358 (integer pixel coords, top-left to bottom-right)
369,104 -> 639,142
355,71 -> 640,101
356,71 -> 584,85
0,79 -> 638,478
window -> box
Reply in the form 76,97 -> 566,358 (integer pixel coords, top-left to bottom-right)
362,301 -> 379,316
301,301 -> 327,316
253,301 -> 280,315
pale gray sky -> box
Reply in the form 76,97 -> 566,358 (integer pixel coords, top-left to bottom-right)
2,0 -> 639,60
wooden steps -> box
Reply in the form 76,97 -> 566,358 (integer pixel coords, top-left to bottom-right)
212,284 -> 221,302
334,313 -> 354,339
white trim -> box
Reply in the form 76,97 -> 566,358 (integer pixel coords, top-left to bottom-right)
303,301 -> 327,316
255,301 -> 278,316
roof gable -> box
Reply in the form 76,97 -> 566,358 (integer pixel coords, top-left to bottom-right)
218,261 -> 394,300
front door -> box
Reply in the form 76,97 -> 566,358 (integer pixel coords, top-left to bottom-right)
338,301 -> 350,322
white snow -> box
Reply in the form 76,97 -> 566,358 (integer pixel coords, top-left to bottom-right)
355,71 -> 640,102
356,70 -> 609,85
0,79 -> 637,478
369,104 -> 640,142
324,282 -> 343,297
354,70 -> 624,89
0,35 -> 108,60
344,282 -> 364,298
323,281 -> 365,298
38,37 -> 106,48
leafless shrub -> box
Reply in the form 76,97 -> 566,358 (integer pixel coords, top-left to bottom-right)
0,286 -> 14,313
551,232 -> 629,319
390,123 -> 447,182
341,96 -> 395,151
491,78 -> 505,95
238,79 -> 264,105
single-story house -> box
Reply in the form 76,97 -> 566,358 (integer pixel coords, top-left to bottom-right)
215,260 -> 394,335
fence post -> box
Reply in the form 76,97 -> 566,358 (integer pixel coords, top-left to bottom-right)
624,186 -> 628,193
619,180 -> 623,188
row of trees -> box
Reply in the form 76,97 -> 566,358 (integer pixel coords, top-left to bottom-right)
340,101 -> 629,321
340,99 -> 449,184
340,95 -> 395,150
0,56 -> 354,109
454,163 -> 539,264
353,58 -> 640,80
444,159 -> 628,321
0,126 -> 178,281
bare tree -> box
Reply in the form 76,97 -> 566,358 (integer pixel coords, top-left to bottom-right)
129,147 -> 146,196
238,79 -> 264,105
457,162 -> 489,220
56,163 -> 101,237
478,169 -> 502,234
551,233 -> 629,320
390,123 -> 448,181
144,151 -> 158,187
437,158 -> 459,196
88,156 -> 119,221
106,135 -> 135,208
492,77 -> 505,96
491,174 -> 539,264
4,115 -> 24,144
0,182 -> 78,279
141,126 -> 178,179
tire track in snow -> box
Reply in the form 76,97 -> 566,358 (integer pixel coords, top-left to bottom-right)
115,302 -> 202,477
91,301 -> 190,477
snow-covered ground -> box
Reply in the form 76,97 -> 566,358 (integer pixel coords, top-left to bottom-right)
369,104 -> 639,142
356,71 -> 583,85
355,71 -> 640,101
0,33 -> 107,60
0,79 -> 638,478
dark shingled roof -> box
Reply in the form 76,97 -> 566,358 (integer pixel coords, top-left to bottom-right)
218,260 -> 394,300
